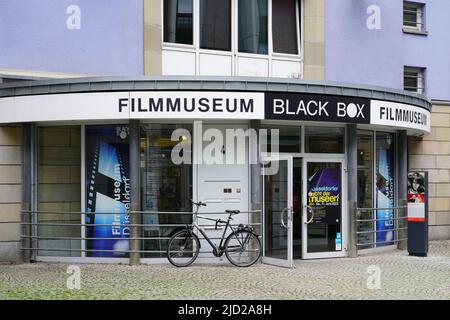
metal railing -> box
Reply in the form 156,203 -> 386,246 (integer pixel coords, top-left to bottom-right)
355,200 -> 408,251
19,209 -> 262,260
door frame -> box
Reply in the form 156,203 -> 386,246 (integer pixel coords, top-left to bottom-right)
301,157 -> 348,259
261,154 -> 294,268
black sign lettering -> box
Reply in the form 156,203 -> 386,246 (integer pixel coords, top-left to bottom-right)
265,92 -> 371,124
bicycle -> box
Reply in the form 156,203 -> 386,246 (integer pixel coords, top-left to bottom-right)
166,201 -> 262,267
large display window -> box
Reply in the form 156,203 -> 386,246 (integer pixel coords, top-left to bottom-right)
356,130 -> 397,249
140,123 -> 193,258
375,132 -> 396,246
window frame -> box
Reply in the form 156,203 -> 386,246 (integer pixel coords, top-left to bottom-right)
403,1 -> 427,34
404,66 -> 425,95
161,0 -> 303,59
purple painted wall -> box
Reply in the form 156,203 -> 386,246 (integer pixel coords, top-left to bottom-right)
0,0 -> 143,76
325,0 -> 450,101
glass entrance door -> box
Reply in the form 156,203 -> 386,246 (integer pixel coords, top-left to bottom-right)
262,156 -> 293,268
302,159 -> 347,259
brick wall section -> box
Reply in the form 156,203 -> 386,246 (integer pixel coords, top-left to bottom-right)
0,126 -> 22,262
409,103 -> 450,240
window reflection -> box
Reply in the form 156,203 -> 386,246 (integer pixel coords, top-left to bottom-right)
140,124 -> 193,258
357,131 -> 374,248
272,0 -> 299,54
200,0 -> 231,51
164,0 -> 193,45
238,0 -> 268,54
305,127 -> 344,153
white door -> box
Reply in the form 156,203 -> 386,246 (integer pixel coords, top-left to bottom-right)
262,155 -> 294,268
302,158 -> 347,259
195,123 -> 249,257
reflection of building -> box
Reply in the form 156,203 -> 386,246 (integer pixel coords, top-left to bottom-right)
0,0 -> 447,265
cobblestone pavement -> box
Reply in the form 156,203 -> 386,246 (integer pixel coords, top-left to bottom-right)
0,241 -> 449,300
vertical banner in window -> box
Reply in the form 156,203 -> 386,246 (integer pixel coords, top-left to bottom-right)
85,125 -> 130,257
375,133 -> 395,246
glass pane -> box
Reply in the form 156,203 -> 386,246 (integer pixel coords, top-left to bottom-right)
264,160 -> 288,259
140,124 -> 193,258
85,125 -> 130,258
261,125 -> 301,153
238,0 -> 268,54
37,126 -> 81,257
305,127 -> 344,153
200,0 -> 231,51
164,0 -> 193,45
306,162 -> 342,253
357,131 -> 374,249
375,132 -> 395,247
272,0 -> 298,54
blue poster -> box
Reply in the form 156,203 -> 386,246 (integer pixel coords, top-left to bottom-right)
307,168 -> 340,207
85,125 -> 130,257
376,134 -> 395,246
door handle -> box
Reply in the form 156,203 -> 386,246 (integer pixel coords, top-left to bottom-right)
280,207 -> 289,229
304,205 -> 314,224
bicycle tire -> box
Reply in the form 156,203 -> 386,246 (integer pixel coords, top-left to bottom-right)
167,229 -> 200,267
224,230 -> 261,267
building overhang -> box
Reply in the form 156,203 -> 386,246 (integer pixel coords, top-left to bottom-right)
0,76 -> 432,135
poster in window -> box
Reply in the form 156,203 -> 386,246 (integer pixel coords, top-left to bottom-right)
85,125 -> 130,257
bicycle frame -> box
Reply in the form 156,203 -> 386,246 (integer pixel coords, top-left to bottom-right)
190,214 -> 237,256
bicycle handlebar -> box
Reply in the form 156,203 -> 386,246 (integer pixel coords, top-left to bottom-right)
191,200 -> 207,207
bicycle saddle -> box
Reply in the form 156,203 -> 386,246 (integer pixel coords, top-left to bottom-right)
225,210 -> 240,215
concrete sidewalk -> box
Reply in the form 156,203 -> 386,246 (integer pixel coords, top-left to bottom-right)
0,241 -> 449,300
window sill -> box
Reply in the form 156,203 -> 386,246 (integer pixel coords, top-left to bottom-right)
402,27 -> 428,36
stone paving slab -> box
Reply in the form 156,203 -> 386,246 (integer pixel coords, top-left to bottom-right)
0,241 -> 449,300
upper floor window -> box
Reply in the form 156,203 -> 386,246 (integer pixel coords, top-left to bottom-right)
164,0 -> 194,45
200,0 -> 231,51
272,0 -> 300,54
238,0 -> 268,54
404,66 -> 425,94
163,0 -> 302,57
403,1 -> 426,34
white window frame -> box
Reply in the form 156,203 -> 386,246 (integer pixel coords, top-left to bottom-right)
404,66 -> 425,95
161,0 -> 304,77
403,1 -> 425,33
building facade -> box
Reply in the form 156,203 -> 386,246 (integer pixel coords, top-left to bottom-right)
0,0 -> 447,265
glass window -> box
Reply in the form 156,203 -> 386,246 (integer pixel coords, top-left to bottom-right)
164,0 -> 193,45
357,131 -> 374,248
37,126 -> 81,257
260,125 -> 301,153
403,1 -> 425,31
140,124 -> 193,258
404,66 -> 425,94
200,0 -> 231,51
305,127 -> 344,153
238,0 -> 268,54
375,132 -> 396,247
272,0 -> 299,54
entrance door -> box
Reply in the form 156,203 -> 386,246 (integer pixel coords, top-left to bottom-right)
262,155 -> 293,268
302,159 -> 347,259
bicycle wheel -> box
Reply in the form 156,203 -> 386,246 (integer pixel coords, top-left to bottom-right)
224,230 -> 261,267
167,230 -> 200,267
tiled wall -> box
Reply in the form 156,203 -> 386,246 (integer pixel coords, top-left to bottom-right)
409,103 -> 450,240
0,126 -> 22,262
303,0 -> 325,80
